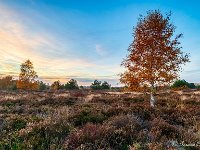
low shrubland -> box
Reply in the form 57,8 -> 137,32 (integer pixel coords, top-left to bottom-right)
0,90 -> 199,149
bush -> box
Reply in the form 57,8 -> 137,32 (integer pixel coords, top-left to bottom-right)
11,118 -> 27,131
72,110 -> 106,126
66,115 -> 142,150
24,124 -> 70,149
149,118 -> 182,142
65,123 -> 103,149
171,80 -> 196,89
17,113 -> 71,149
124,97 -> 144,103
36,97 -> 76,106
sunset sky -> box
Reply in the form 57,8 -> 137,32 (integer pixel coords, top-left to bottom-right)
0,0 -> 200,86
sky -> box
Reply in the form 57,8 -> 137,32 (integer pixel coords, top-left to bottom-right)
0,0 -> 200,86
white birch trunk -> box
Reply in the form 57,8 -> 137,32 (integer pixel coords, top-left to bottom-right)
150,92 -> 155,107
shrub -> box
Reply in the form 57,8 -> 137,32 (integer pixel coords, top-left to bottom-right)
11,118 -> 27,131
35,97 -> 77,107
72,110 -> 106,126
102,106 -> 125,118
124,97 -> 144,103
130,104 -> 152,121
65,123 -> 105,149
149,118 -> 181,142
18,113 -> 71,149
0,135 -> 26,150
24,124 -> 70,149
69,115 -> 142,149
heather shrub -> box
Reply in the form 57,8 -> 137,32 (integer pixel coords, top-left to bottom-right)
106,115 -> 140,129
72,109 -> 106,126
11,118 -> 27,131
69,90 -> 86,97
0,135 -> 26,150
66,114 -> 144,150
22,123 -> 70,149
129,104 -> 152,121
18,111 -> 71,149
149,118 -> 181,141
124,97 -> 144,103
90,97 -> 117,104
185,100 -> 200,105
102,106 -> 125,118
34,97 -> 77,107
0,99 -> 27,107
65,123 -> 104,149
0,90 -> 199,149
103,115 -> 143,149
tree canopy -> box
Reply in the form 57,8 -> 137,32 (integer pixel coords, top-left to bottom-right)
0,76 -> 17,90
120,10 -> 189,91
51,80 -> 61,90
90,80 -> 111,90
64,79 -> 79,90
120,10 -> 190,107
17,60 -> 39,90
171,80 -> 195,89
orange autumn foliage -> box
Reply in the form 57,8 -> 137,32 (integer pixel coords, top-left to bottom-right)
120,10 -> 189,91
17,60 -> 39,90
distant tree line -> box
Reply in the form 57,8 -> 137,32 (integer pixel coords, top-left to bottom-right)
50,79 -> 79,90
171,80 -> 198,89
90,80 -> 111,90
1,59 -> 198,91
50,79 -> 111,90
0,60 -> 112,91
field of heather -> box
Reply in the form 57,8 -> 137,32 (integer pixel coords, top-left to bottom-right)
0,90 -> 199,150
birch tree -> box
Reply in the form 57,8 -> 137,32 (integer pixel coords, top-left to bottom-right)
17,60 -> 39,90
120,10 -> 189,107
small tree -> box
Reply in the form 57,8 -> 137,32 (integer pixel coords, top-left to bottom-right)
39,81 -> 49,90
101,81 -> 111,89
196,85 -> 200,89
17,60 -> 39,90
90,80 -> 102,90
80,85 -> 84,89
0,76 -> 17,90
120,10 -> 189,107
51,80 -> 61,90
64,79 -> 79,90
171,80 -> 195,89
90,80 -> 111,90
